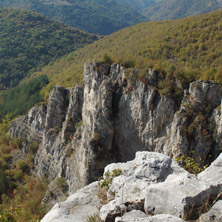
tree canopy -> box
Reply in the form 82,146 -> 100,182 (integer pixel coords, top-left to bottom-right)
0,7 -> 98,88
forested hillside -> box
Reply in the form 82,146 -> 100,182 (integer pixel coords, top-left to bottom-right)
0,116 -> 48,222
0,0 -> 146,35
33,9 -> 222,99
0,7 -> 98,88
119,0 -> 163,10
142,0 -> 222,21
1,0 -> 222,35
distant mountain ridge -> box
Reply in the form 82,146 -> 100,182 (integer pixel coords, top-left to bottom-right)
142,0 -> 222,21
0,0 -> 147,35
1,0 -> 222,35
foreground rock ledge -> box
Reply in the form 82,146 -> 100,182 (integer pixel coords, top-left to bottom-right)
41,151 -> 222,222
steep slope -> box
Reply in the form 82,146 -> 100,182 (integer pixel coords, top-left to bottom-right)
142,0 -> 222,21
0,7 -> 98,88
33,9 -> 222,96
10,61 -> 222,196
0,0 -> 146,35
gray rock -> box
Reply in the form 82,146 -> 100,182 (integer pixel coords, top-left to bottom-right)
188,80 -> 221,110
45,85 -> 69,131
159,80 -> 222,162
34,85 -> 84,185
100,152 -> 186,222
144,153 -> 222,220
115,79 -> 175,162
9,103 -> 47,145
148,215 -> 185,222
115,211 -> 185,222
211,105 -> 222,158
144,173 -> 202,219
198,152 -> 222,185
199,200 -> 222,222
115,210 -> 148,222
41,182 -> 100,222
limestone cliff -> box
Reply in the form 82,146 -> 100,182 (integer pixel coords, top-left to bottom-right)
9,61 -> 222,195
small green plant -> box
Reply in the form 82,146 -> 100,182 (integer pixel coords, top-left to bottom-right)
16,159 -> 28,172
175,155 -> 206,175
122,59 -> 135,68
54,125 -> 61,133
75,120 -> 83,130
101,53 -> 113,65
28,141 -> 39,155
98,169 -> 122,189
0,209 -> 16,222
87,213 -> 101,222
56,177 -> 68,193
124,68 -> 138,84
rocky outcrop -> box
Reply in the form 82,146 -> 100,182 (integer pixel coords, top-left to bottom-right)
115,210 -> 185,222
99,152 -> 185,221
41,151 -> 222,222
9,61 -> 222,195
41,182 -> 100,222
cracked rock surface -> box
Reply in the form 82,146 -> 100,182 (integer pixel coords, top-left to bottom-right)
41,152 -> 222,222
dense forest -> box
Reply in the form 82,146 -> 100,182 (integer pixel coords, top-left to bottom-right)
142,0 -> 222,21
0,75 -> 49,119
0,0 -> 146,35
119,0 -> 163,10
1,0 -> 222,36
0,116 -> 47,221
0,7 -> 98,88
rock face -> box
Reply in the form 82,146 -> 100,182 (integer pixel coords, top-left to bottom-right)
10,61 -> 222,195
41,182 -> 101,222
41,151 -> 222,222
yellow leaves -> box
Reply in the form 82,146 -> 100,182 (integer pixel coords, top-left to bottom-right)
214,65 -> 222,85
1,178 -> 47,222
175,155 -> 206,175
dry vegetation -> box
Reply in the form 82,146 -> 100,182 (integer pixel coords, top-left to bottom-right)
33,10 -> 222,99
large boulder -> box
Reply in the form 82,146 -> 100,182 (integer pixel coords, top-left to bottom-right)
144,153 -> 222,220
100,152 -> 185,221
115,210 -> 185,222
41,182 -> 100,222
